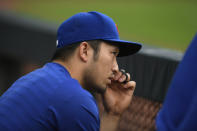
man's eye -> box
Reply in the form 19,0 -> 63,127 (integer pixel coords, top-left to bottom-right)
112,52 -> 118,56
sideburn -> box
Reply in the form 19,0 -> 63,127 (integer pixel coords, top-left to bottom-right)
87,40 -> 102,61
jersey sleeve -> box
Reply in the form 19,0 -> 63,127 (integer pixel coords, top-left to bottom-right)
156,34 -> 197,131
47,80 -> 100,131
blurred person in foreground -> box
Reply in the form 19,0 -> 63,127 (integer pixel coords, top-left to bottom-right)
0,11 -> 141,131
156,34 -> 197,131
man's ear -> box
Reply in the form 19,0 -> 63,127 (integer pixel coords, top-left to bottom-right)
79,42 -> 91,62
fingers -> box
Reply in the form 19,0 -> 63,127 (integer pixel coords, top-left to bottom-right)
114,70 -> 123,81
119,73 -> 130,83
123,81 -> 136,90
114,69 -> 131,83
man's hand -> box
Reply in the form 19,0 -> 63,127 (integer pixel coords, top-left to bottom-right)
102,69 -> 136,116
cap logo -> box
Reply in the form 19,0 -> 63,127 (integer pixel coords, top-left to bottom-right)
115,24 -> 119,34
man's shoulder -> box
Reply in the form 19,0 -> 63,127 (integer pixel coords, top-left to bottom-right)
49,80 -> 100,131
50,75 -> 98,111
0,62 -> 74,101
52,78 -> 95,104
11,62 -> 70,88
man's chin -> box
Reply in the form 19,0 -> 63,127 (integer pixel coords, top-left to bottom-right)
83,82 -> 106,94
94,85 -> 107,94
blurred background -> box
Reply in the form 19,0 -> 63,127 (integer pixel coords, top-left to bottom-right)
1,0 -> 197,51
0,0 -> 197,130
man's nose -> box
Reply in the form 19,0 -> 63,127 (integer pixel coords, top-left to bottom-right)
112,59 -> 119,73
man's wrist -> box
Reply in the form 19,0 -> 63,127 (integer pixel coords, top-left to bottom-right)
100,112 -> 121,131
106,111 -> 121,120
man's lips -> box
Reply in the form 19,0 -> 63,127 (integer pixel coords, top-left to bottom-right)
108,74 -> 115,84
108,77 -> 115,83
108,77 -> 114,81
107,77 -> 113,83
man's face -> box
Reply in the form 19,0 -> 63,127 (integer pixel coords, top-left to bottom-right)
83,42 -> 119,93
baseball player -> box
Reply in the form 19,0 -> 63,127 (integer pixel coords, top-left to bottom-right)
0,11 -> 141,131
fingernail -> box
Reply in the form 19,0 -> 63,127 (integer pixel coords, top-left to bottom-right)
119,78 -> 123,82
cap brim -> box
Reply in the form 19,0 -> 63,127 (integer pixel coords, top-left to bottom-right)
103,39 -> 142,57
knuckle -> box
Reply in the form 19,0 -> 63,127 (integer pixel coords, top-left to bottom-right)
131,81 -> 136,87
126,73 -> 130,80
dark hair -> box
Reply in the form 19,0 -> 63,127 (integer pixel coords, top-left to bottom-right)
51,40 -> 103,61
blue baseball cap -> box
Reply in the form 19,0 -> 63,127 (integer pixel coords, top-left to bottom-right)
57,11 -> 142,57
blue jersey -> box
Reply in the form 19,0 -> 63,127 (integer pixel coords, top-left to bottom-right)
0,62 -> 100,131
156,34 -> 197,131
